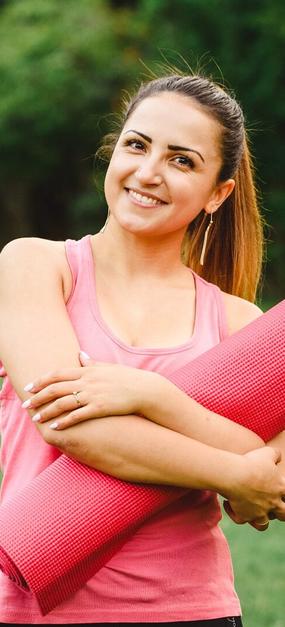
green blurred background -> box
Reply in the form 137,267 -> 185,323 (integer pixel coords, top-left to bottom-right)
0,1 -> 284,624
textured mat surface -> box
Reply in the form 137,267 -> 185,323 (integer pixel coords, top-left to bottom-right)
0,300 -> 284,615
168,299 -> 285,442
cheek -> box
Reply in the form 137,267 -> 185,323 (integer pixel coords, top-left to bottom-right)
104,158 -> 120,205
105,152 -> 128,188
173,185 -> 208,224
103,169 -> 112,207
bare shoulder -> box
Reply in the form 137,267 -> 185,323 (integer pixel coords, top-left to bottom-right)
222,291 -> 263,336
0,236 -> 65,269
0,237 -> 72,300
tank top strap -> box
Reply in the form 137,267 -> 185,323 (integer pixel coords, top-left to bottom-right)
193,271 -> 229,343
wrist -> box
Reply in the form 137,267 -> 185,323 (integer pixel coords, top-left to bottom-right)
209,451 -> 249,500
139,373 -> 177,422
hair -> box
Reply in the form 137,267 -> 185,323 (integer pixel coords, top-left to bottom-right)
97,73 -> 264,302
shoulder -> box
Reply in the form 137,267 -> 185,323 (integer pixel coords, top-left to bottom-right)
0,236 -> 65,267
222,291 -> 263,336
0,237 -> 72,301
193,272 -> 263,335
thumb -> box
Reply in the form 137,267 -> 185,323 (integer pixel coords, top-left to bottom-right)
223,500 -> 246,525
267,446 -> 282,465
79,350 -> 95,366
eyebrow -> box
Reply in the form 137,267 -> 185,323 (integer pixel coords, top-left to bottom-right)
124,129 -> 205,163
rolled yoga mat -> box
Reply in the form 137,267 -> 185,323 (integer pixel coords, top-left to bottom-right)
0,300 -> 284,615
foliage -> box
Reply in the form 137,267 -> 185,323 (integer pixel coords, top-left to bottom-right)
0,0 -> 284,300
0,0 -> 139,238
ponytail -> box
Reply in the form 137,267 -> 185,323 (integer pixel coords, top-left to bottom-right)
181,137 -> 264,302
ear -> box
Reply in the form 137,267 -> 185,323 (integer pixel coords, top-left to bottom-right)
204,179 -> 235,215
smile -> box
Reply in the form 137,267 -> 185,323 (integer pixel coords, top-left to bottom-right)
126,188 -> 166,207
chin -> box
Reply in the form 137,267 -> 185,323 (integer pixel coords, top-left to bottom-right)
112,210 -> 155,233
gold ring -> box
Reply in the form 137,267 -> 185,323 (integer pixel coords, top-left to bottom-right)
257,521 -> 269,528
73,391 -> 82,406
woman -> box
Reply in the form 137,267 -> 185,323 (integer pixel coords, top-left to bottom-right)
0,72 -> 285,625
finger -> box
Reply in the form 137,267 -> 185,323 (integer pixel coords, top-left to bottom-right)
249,518 -> 269,532
79,351 -> 94,366
24,369 -> 82,393
270,495 -> 285,520
23,382 -> 78,410
269,505 -> 285,521
223,501 -> 246,525
48,406 -> 94,430
270,513 -> 285,522
268,446 -> 282,465
31,392 -> 86,423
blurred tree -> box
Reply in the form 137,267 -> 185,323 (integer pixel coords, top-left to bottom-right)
0,0 -> 284,301
0,0 -> 141,241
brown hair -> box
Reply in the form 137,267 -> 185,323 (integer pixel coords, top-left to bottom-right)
98,74 -> 264,302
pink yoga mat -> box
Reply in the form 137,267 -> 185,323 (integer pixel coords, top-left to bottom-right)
0,300 -> 284,615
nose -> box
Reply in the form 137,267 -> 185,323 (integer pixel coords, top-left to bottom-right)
135,157 -> 163,185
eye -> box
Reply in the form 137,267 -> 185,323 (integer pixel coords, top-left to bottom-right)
124,138 -> 146,151
173,155 -> 195,169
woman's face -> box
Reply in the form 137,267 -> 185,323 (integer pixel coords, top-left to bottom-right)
104,92 -> 234,238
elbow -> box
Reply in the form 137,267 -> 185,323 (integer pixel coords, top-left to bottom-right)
53,429 -> 131,477
45,426 -> 102,466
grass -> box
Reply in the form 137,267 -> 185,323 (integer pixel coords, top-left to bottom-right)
221,512 -> 285,626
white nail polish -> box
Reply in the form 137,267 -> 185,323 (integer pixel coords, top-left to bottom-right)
49,422 -> 59,430
79,350 -> 90,360
24,382 -> 34,392
32,413 -> 41,422
22,399 -> 31,409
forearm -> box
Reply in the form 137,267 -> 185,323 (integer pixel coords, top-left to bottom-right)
56,415 -> 285,524
140,375 -> 264,453
59,413 -> 246,499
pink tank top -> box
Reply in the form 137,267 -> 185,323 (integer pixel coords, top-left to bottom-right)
0,235 -> 241,623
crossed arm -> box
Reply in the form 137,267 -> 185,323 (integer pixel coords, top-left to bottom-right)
1,238 -> 285,525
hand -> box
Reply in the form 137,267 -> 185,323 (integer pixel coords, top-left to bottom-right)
23,351 -> 162,430
222,447 -> 285,529
223,501 -> 270,532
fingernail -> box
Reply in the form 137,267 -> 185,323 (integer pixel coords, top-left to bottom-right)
79,350 -> 91,360
49,421 -> 59,430
32,413 -> 41,422
22,399 -> 31,409
24,382 -> 34,392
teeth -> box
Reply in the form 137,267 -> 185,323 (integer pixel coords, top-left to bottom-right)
128,189 -> 162,206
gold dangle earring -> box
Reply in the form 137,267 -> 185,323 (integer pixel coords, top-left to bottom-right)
200,212 -> 213,266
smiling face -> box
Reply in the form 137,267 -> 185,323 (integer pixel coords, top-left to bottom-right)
104,92 -> 234,239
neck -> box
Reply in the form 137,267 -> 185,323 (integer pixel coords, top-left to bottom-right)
92,219 -> 188,280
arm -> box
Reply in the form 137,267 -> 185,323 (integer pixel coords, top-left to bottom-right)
60,412 -> 285,523
0,237 -> 263,453
19,289 -> 267,452
24,357 -> 265,453
0,238 -> 81,446
1,239 -> 285,523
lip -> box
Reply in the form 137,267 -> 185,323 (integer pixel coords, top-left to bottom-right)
125,187 -> 168,206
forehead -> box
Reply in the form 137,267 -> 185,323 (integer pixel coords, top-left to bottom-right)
123,93 -> 221,158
